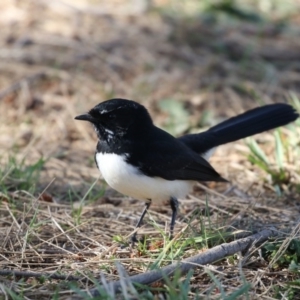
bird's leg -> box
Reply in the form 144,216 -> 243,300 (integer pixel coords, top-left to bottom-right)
169,197 -> 179,239
131,200 -> 151,244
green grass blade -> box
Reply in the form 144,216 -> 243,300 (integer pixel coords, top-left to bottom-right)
224,283 -> 251,300
246,138 -> 269,165
275,130 -> 284,169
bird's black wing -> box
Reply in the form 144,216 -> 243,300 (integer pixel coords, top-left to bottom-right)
126,128 -> 227,182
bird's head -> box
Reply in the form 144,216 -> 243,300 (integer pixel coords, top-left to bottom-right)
75,98 -> 153,141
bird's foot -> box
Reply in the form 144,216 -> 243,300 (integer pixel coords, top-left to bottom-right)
130,233 -> 138,247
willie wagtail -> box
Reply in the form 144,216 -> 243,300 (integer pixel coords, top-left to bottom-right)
75,99 -> 299,242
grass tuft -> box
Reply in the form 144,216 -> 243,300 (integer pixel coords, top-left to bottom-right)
0,156 -> 45,198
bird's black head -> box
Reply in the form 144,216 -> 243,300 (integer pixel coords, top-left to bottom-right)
75,98 -> 153,141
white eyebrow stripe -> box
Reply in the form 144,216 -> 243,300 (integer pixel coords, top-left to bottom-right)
105,128 -> 114,135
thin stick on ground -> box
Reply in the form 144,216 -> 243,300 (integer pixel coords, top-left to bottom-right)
0,269 -> 84,282
88,228 -> 277,297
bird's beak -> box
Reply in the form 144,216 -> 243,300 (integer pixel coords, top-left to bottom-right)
75,113 -> 95,123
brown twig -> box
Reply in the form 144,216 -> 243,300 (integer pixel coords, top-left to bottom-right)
87,228 -> 277,297
0,269 -> 84,282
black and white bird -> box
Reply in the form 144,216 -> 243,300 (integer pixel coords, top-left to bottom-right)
75,99 -> 298,242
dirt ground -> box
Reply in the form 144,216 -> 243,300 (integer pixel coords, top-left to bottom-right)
1,0 -> 300,299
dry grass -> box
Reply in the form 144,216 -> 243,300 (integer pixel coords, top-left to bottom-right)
1,0 -> 300,299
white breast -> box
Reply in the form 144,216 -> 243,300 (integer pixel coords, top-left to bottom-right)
95,153 -> 193,203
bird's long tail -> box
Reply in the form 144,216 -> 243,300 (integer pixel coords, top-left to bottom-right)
178,103 -> 299,155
